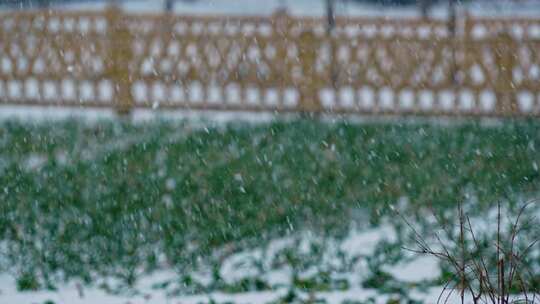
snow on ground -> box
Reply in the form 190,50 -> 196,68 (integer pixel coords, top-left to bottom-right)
385,256 -> 440,283
0,106 -> 278,125
0,225 -> 446,304
0,273 -> 512,304
340,225 -> 396,257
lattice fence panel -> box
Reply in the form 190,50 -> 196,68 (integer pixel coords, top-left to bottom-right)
0,8 -> 539,117
0,11 -> 114,107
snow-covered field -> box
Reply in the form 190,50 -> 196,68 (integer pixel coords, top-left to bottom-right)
0,2 -> 539,304
0,225 -> 446,304
2,200 -> 538,304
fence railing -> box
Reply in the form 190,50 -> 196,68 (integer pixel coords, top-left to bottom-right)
0,6 -> 539,117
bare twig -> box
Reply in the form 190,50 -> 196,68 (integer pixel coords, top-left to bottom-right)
398,200 -> 539,304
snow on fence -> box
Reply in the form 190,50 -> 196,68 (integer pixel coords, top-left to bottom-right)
0,6 -> 539,117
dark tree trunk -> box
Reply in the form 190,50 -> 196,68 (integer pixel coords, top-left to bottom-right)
419,0 -> 431,19
448,0 -> 456,35
326,0 -> 335,33
37,0 -> 50,8
165,0 -> 174,12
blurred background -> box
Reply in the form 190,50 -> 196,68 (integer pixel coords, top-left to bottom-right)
0,0 -> 539,303
1,0 -> 539,18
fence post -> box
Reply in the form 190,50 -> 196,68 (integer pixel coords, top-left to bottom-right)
105,5 -> 134,115
298,30 -> 321,112
494,32 -> 517,115
271,9 -> 290,112
448,4 -> 458,90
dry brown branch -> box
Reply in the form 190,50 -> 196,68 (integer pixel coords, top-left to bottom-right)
397,200 -> 540,304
